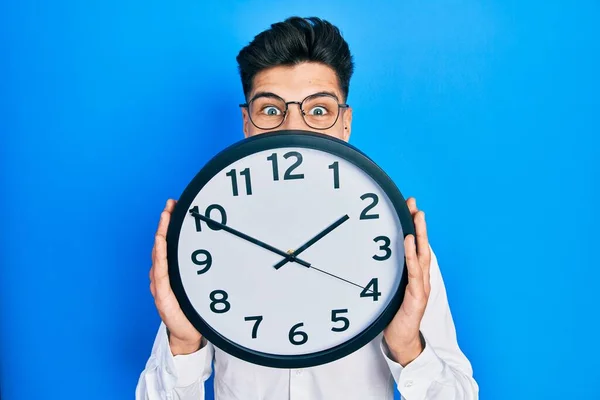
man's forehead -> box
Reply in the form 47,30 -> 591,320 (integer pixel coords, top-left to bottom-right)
249,63 -> 343,101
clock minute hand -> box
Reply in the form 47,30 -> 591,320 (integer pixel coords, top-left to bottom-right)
189,211 -> 311,268
273,214 -> 350,270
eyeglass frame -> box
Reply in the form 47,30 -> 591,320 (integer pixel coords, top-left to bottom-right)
239,92 -> 350,131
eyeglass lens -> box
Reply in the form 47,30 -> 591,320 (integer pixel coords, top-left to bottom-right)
248,95 -> 341,130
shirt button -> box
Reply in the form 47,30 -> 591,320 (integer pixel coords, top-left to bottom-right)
404,380 -> 414,388
295,369 -> 303,376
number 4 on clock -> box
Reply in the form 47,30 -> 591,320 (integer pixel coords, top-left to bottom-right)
360,278 -> 381,301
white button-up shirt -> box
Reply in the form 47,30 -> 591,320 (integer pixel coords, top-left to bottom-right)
136,249 -> 478,399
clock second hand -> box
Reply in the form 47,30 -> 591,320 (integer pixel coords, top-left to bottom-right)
189,211 -> 311,268
308,265 -> 374,293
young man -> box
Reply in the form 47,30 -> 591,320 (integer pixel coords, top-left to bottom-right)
136,17 -> 478,400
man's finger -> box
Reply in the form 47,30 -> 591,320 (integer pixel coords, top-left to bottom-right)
405,234 -> 423,285
153,202 -> 175,296
153,239 -> 173,301
154,229 -> 169,278
423,262 -> 431,297
150,281 -> 156,298
406,197 -> 418,217
156,201 -> 174,238
414,211 -> 430,260
154,199 -> 174,242
166,199 -> 177,213
152,264 -> 169,303
151,199 -> 176,282
413,211 -> 431,296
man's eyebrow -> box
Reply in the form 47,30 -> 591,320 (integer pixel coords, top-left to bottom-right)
311,91 -> 341,102
249,91 -> 283,102
249,91 -> 342,103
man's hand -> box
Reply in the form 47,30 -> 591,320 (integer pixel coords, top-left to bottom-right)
383,197 -> 431,366
150,199 -> 202,356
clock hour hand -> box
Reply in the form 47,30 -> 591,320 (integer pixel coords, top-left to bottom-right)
273,214 -> 349,270
189,211 -> 311,268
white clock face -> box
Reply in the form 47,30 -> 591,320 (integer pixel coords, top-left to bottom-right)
172,138 -> 407,364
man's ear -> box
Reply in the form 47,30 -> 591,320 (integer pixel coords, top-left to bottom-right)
343,107 -> 353,141
242,107 -> 251,138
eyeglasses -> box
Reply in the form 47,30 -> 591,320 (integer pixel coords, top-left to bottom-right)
239,92 -> 349,130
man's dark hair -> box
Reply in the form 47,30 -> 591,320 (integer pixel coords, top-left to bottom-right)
236,16 -> 354,101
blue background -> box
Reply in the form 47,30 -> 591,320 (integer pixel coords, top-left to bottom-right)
1,1 -> 598,399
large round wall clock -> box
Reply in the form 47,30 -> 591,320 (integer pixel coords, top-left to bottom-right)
167,130 -> 414,369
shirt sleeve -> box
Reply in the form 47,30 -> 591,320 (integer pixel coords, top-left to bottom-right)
135,322 -> 214,400
380,247 -> 479,400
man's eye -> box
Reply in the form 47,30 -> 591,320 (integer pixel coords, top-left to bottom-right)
308,106 -> 328,116
262,106 -> 282,116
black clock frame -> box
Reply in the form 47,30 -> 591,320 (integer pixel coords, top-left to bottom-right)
167,130 -> 414,369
